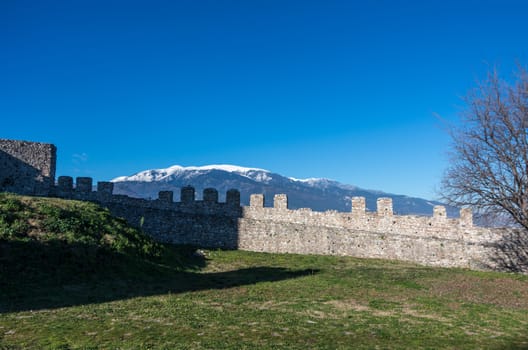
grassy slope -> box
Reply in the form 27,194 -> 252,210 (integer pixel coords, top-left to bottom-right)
0,193 -> 202,311
1,193 -> 528,349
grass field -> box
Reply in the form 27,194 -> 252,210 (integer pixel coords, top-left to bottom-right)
1,194 -> 528,349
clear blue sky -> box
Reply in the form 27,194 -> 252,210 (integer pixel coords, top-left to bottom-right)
2,0 -> 527,199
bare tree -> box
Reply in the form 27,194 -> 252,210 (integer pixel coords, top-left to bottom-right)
441,66 -> 528,229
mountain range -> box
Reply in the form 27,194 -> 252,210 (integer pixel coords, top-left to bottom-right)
111,164 -> 457,217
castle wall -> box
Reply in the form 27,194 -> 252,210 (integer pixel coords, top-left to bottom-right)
0,139 -> 56,196
48,176 -> 526,273
0,138 -> 524,273
55,177 -> 241,249
237,196 -> 506,270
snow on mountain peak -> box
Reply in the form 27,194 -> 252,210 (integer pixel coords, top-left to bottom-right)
289,177 -> 358,190
290,177 -> 328,184
192,164 -> 269,173
111,164 -> 271,183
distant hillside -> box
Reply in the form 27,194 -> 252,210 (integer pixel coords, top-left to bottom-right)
112,164 -> 458,217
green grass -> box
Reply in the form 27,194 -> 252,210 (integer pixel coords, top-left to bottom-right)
1,193 -> 528,349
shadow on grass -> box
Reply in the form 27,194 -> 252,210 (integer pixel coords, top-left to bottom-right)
0,240 -> 317,313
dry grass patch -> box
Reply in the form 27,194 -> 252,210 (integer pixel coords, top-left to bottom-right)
425,274 -> 528,309
325,299 -> 452,323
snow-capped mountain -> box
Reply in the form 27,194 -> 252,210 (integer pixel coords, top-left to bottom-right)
113,165 -> 272,184
111,164 -> 456,216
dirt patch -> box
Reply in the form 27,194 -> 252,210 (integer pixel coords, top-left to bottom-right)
425,275 -> 528,309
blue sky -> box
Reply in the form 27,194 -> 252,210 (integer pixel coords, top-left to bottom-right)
2,0 -> 527,199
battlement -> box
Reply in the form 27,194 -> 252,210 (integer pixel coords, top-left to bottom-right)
52,176 -> 242,215
51,176 -> 478,247
247,193 -> 472,233
238,193 -> 514,271
1,138 -> 525,273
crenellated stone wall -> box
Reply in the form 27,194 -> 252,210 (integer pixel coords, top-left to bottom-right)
53,176 -> 242,249
0,139 -> 526,273
47,175 -> 527,273
238,194 -> 514,270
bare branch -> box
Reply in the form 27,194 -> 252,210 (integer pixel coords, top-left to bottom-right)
441,65 -> 528,230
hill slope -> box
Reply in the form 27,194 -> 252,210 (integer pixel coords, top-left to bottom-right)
0,192 -> 162,265
0,193 -> 203,312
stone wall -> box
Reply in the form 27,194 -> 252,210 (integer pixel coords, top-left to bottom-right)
54,177 -> 242,249
239,194 -> 509,271
0,139 -> 56,196
0,139 -> 525,273
48,176 -> 527,273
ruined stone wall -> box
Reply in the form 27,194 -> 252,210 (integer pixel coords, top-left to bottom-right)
0,139 -> 56,196
48,176 -> 527,273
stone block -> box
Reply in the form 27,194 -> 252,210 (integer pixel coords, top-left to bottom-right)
203,188 -> 218,203
274,194 -> 288,210
460,207 -> 473,227
181,186 -> 195,203
433,205 -> 446,219
377,197 -> 393,216
158,190 -> 174,203
58,176 -> 73,192
226,189 -> 241,207
97,181 -> 114,195
250,194 -> 264,207
352,196 -> 366,215
76,177 -> 93,193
